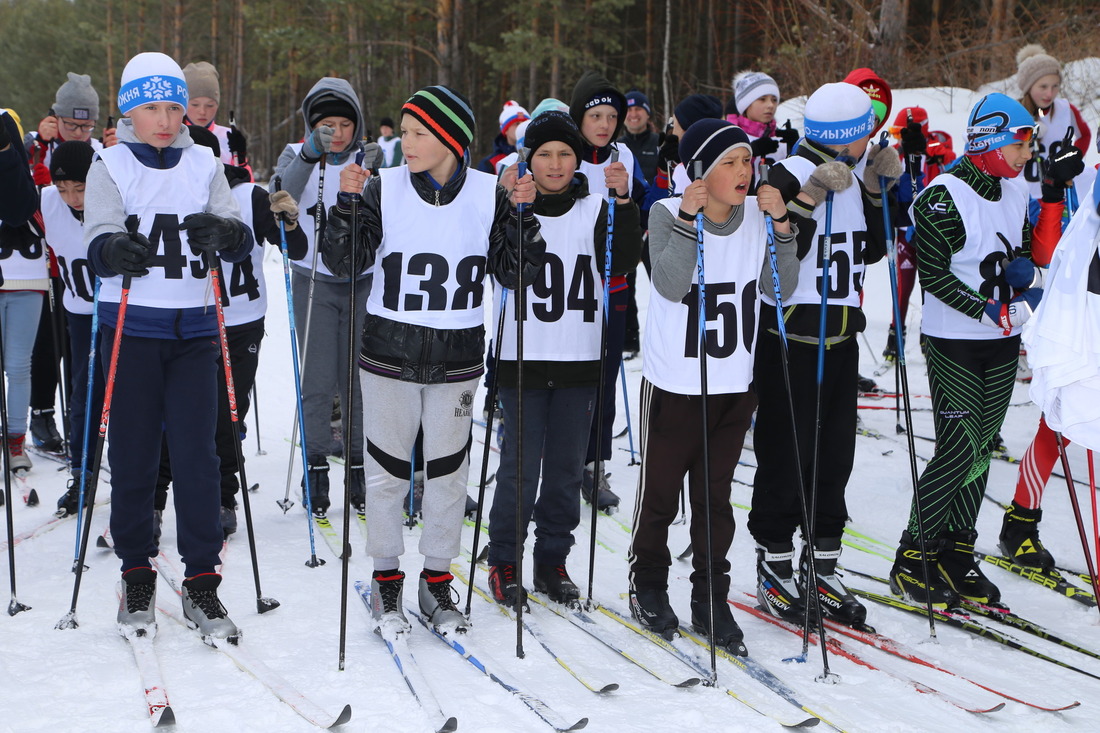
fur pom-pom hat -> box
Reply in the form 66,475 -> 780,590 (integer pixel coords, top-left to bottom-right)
1016,44 -> 1061,96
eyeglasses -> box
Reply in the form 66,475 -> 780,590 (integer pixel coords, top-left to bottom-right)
61,120 -> 97,133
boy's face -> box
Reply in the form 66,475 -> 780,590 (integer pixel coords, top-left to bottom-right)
127,102 -> 186,149
744,95 -> 778,125
380,124 -> 393,138
55,180 -> 86,211
530,141 -> 577,196
999,140 -> 1033,175
826,135 -> 869,162
624,106 -> 650,135
315,115 -> 355,153
59,118 -> 96,143
187,96 -> 218,127
400,113 -> 456,181
703,148 -> 753,207
580,104 -> 618,148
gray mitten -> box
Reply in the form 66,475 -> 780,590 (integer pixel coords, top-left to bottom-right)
801,161 -> 853,205
865,142 -> 904,194
360,141 -> 383,171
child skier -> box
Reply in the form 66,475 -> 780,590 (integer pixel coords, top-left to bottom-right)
322,84 -> 545,635
888,93 -> 1043,608
485,110 -> 642,606
26,72 -> 118,186
184,61 -> 248,169
748,82 -> 897,627
726,71 -> 799,184
628,119 -> 797,650
83,51 -> 252,637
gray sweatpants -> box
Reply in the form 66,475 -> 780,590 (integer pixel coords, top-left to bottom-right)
361,370 -> 474,572
291,271 -> 368,462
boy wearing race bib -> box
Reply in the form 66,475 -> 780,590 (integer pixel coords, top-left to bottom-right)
323,85 -> 545,636
84,52 -> 252,638
627,119 -> 796,651
484,111 -> 641,607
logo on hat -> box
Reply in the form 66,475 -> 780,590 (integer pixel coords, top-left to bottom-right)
72,108 -> 90,120
142,77 -> 176,101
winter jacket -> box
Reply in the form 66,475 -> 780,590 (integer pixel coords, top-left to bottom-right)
1,110 -> 38,224
619,128 -> 660,185
475,133 -> 515,176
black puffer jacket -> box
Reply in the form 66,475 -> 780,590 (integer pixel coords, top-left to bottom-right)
322,165 -> 545,384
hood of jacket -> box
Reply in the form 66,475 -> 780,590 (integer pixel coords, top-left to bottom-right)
300,77 -> 365,149
569,71 -> 626,141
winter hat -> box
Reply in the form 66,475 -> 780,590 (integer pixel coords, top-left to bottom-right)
1016,44 -> 1061,96
569,71 -> 626,128
843,68 -> 892,134
48,140 -> 94,183
117,52 -> 188,115
379,116 -> 395,129
514,119 -> 531,150
187,123 -> 222,158
523,110 -> 585,162
964,93 -> 1035,155
732,71 -> 780,114
308,96 -> 358,128
679,119 -> 752,181
674,94 -> 723,130
532,98 -> 570,118
803,83 -> 877,146
54,72 -> 99,122
624,90 -> 652,116
890,106 -> 929,133
498,101 -> 530,135
402,85 -> 476,163
183,61 -> 221,104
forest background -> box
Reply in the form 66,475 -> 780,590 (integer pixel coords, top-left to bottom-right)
1,0 -> 1098,178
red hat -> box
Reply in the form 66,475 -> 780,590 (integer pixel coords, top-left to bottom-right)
843,68 -> 892,134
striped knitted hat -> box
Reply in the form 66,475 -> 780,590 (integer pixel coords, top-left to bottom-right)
402,85 -> 476,162
679,119 -> 751,181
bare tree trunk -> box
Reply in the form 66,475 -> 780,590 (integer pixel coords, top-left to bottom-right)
106,1 -> 116,107
662,0 -> 671,120
437,0 -> 453,85
550,13 -> 561,100
875,0 -> 907,81
452,0 -> 465,88
645,0 -> 654,94
705,0 -> 715,88
173,0 -> 182,62
528,11 -> 539,110
234,0 -> 245,122
211,0 -> 218,66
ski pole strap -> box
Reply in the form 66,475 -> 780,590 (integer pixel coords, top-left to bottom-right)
693,160 -> 706,346
602,149 -> 619,321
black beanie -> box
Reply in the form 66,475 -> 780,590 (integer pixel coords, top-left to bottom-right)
679,119 -> 751,181
674,94 -> 723,131
523,111 -> 585,163
309,96 -> 358,128
49,140 -> 95,183
187,124 -> 222,158
379,116 -> 395,129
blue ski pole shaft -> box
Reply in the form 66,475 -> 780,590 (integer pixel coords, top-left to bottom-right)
514,157 -> 529,658
72,278 -> 100,561
618,359 -> 637,464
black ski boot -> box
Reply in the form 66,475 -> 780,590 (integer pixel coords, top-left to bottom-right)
998,501 -> 1055,569
690,577 -> 746,656
755,541 -> 807,621
857,374 -> 879,393
629,586 -> 678,639
30,408 -> 64,453
301,458 -> 330,516
882,325 -> 903,362
220,503 -> 238,538
939,529 -> 1001,604
488,564 -> 527,607
348,461 -> 366,512
582,462 -> 620,512
533,563 -> 580,605
889,531 -> 958,609
798,536 -> 868,627
56,469 -> 83,517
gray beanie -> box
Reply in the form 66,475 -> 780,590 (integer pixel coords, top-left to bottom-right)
183,61 -> 221,104
54,72 -> 99,122
1016,44 -> 1061,96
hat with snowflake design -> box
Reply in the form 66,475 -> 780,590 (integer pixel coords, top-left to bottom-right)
117,52 -> 188,115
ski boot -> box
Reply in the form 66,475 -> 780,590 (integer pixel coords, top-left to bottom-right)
6,433 -> 31,473
798,536 -> 868,628
220,503 -> 238,539
348,461 -> 366,512
418,570 -> 469,633
691,576 -> 746,655
582,462 -> 620,512
56,469 -> 84,517
629,586 -> 679,639
533,563 -> 580,605
888,531 -> 958,609
371,569 -> 411,637
181,573 -> 239,641
998,501 -> 1055,570
488,564 -> 527,607
882,325 -> 903,362
938,529 -> 1001,604
302,458 -> 330,516
118,567 -> 158,637
30,409 -> 65,454
755,541 -> 807,622
856,374 -> 879,394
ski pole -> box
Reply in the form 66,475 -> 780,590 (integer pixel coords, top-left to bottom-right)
1055,432 -> 1100,618
0,301 -> 30,616
208,259 -> 279,614
339,152 -> 365,671
513,153 -> 530,659
71,278 -> 100,565
280,154 -> 327,513
880,157 -> 938,640
617,359 -> 638,465
587,148 -> 619,608
44,274 -> 73,460
251,384 -> 265,456
57,274 -> 132,629
404,440 -> 418,529
272,176 -> 324,568
691,159 -> 717,685
1089,450 -> 1098,593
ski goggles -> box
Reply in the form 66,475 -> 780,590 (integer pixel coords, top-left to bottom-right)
1010,125 -> 1036,144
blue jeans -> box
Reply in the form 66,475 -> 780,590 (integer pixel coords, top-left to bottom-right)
0,290 -> 44,435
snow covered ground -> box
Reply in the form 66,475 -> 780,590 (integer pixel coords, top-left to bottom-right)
4,84 -> 1100,732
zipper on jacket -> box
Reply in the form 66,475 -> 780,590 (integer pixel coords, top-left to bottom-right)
434,190 -> 440,207
419,326 -> 433,378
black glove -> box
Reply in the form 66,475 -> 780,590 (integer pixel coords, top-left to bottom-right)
1041,145 -> 1085,203
0,114 -> 10,148
751,136 -> 779,157
775,121 -> 799,152
227,125 -> 248,161
656,133 -> 680,176
180,213 -> 243,254
899,122 -> 927,156
102,231 -> 153,277
0,224 -> 39,255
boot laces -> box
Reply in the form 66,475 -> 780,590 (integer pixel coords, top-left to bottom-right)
126,582 -> 155,614
189,588 -> 228,620
378,578 -> 403,613
427,575 -> 460,611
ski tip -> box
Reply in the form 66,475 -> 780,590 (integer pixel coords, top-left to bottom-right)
562,718 -> 588,731
153,705 -> 175,727
327,703 -> 352,727
785,716 -> 821,728
437,716 -> 458,733
676,677 -> 702,688
596,682 -> 620,693
96,536 -> 111,549
26,489 -> 40,506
